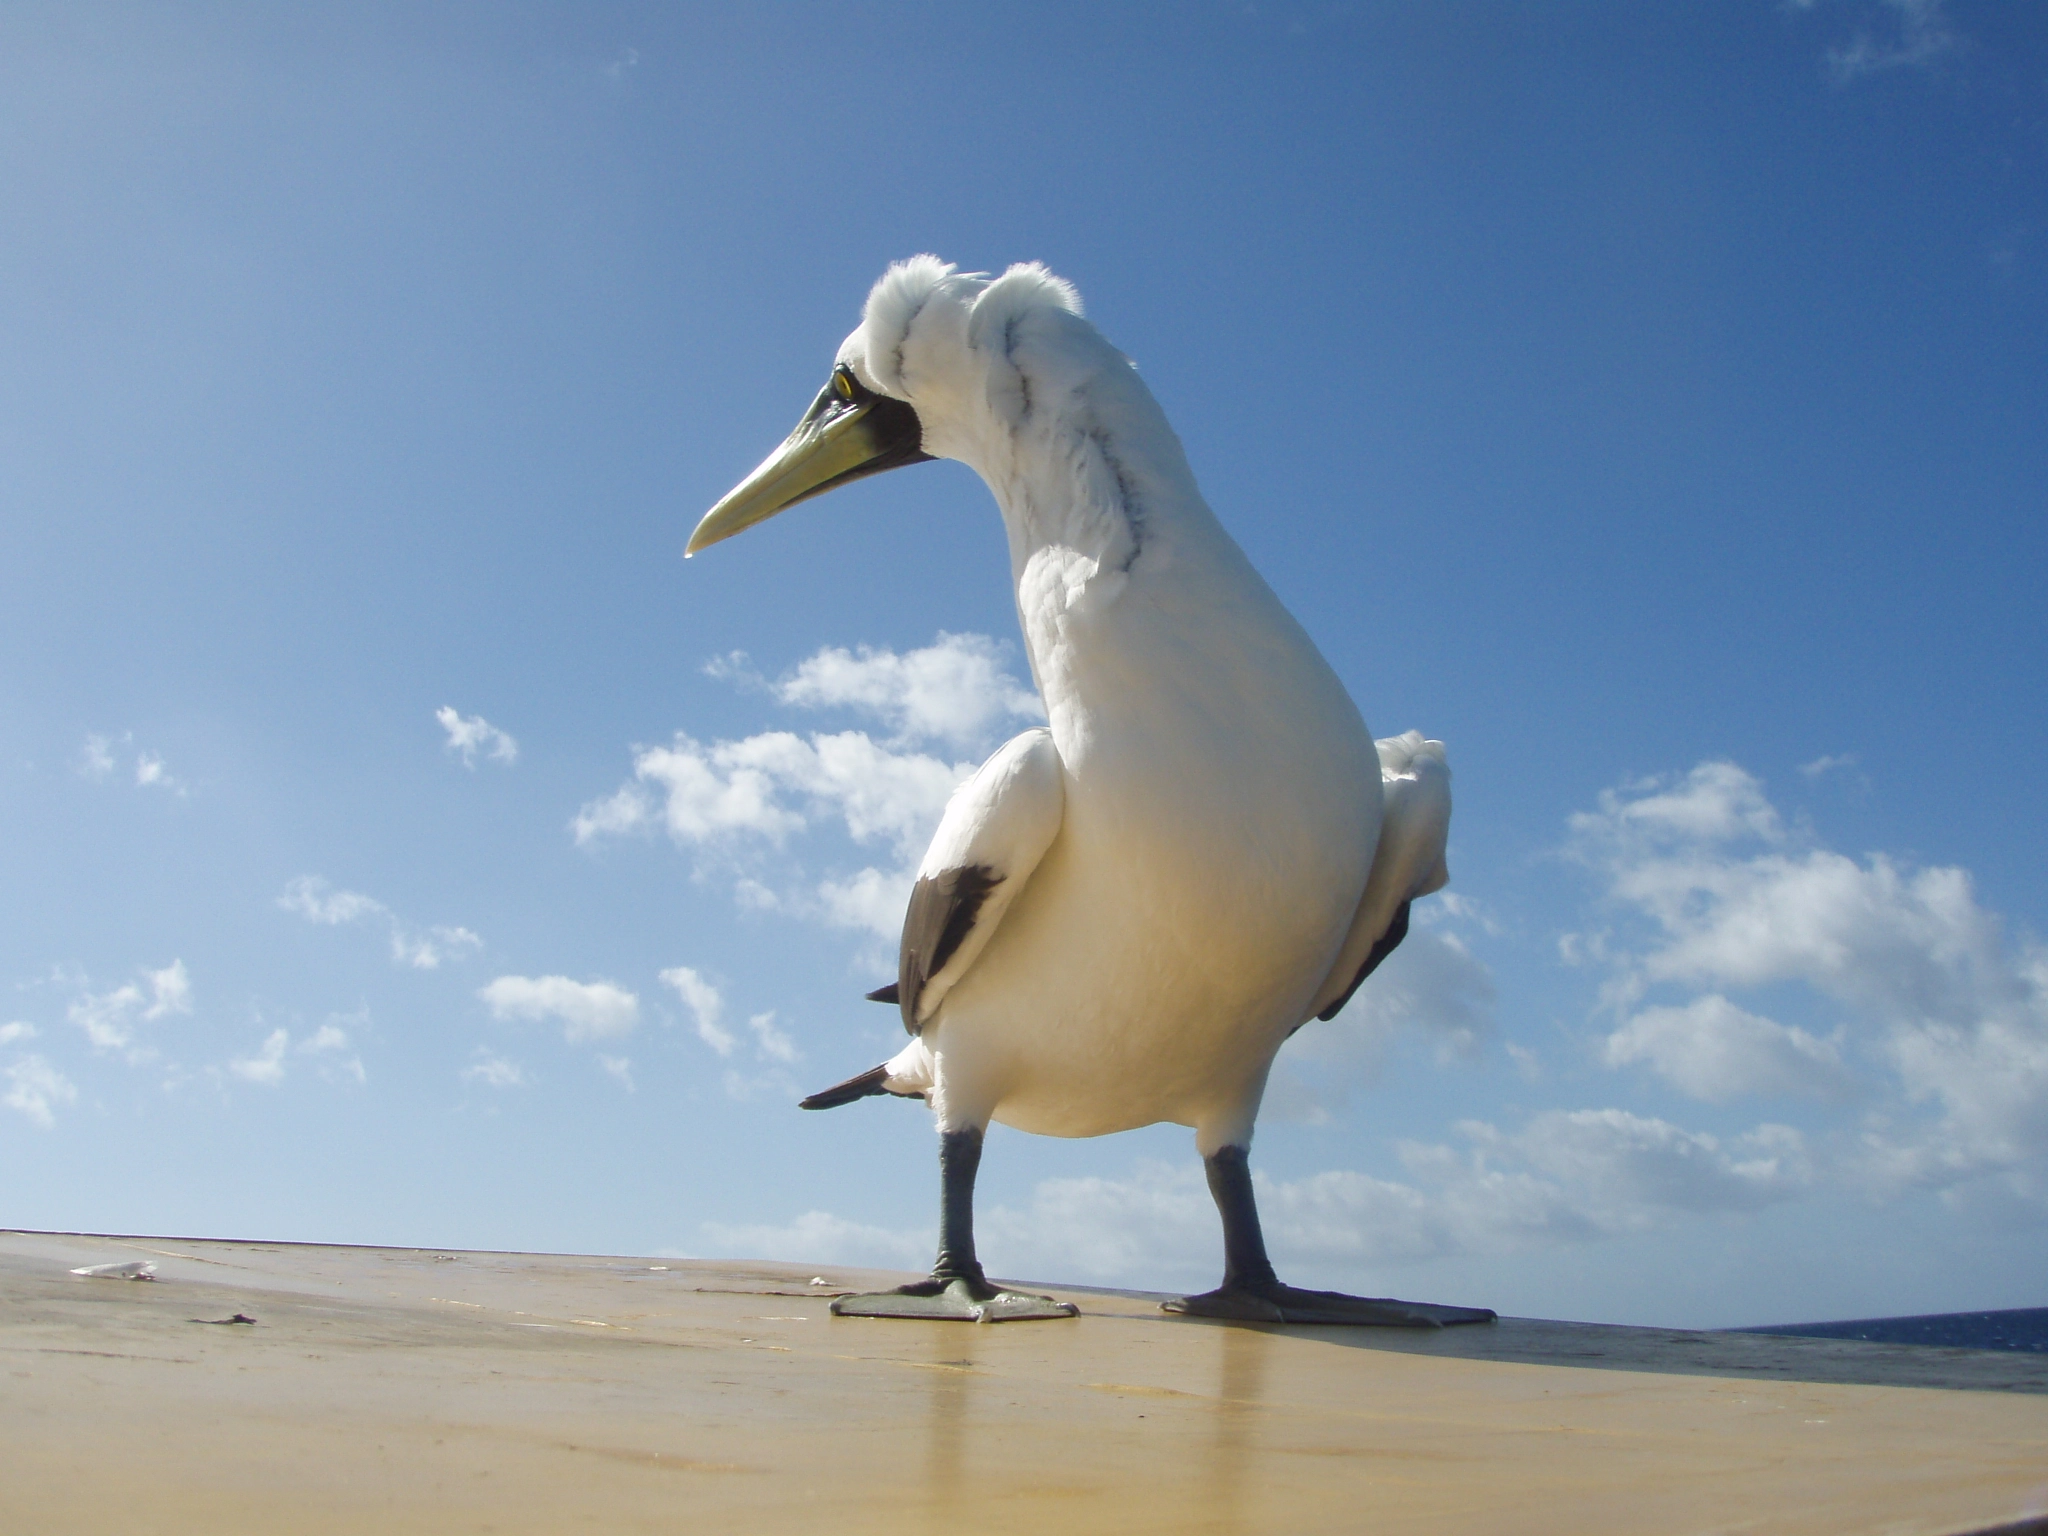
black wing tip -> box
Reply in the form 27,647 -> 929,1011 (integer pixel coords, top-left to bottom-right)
1316,900 -> 1413,1022
897,863 -> 1003,1037
864,982 -> 900,1004
799,1064 -> 892,1111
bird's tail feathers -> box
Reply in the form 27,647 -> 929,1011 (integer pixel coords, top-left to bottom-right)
800,1064 -> 910,1111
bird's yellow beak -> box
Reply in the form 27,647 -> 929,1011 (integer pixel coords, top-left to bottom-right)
686,364 -> 932,556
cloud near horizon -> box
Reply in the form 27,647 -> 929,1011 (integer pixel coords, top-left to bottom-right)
585,629 -> 2046,1273
695,1104 -> 1814,1290
697,753 -> 2048,1288
1568,760 -> 2048,1203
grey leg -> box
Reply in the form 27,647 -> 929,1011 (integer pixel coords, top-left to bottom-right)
1164,1145 -> 1496,1328
830,1128 -> 1078,1324
1209,1145 -> 1280,1293
932,1127 -> 987,1284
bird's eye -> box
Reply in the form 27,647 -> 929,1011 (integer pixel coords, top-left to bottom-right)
833,367 -> 858,403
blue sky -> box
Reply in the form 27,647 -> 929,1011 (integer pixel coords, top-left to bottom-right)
4,2 -> 2044,1329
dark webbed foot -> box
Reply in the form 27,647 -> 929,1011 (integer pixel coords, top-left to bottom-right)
830,1126 -> 1079,1323
1169,1143 -> 1497,1327
832,1272 -> 1078,1324
1163,1282 -> 1493,1327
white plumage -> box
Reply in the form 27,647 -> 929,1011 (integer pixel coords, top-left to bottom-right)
897,726 -> 1063,1031
690,257 -> 1484,1327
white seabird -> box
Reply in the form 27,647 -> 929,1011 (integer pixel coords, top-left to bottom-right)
689,257 -> 1491,1328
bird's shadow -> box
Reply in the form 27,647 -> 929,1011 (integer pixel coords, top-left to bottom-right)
1028,1282 -> 2048,1396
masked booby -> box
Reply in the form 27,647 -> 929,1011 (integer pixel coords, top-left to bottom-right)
689,257 -> 1492,1328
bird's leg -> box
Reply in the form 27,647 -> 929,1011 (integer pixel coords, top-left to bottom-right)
1164,1145 -> 1496,1328
828,1127 -> 1077,1324
1208,1144 -> 1281,1293
932,1125 -> 989,1287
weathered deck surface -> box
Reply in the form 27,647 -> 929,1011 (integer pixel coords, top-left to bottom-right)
4,1229 -> 2045,1535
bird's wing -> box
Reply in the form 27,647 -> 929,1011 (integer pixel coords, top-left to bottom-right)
896,726 -> 1065,1034
1305,731 -> 1451,1023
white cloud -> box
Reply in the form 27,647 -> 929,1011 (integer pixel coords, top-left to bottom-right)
579,636 -> 1034,942
588,732 -> 806,845
599,1054 -> 634,1091
77,732 -> 184,793
145,961 -> 191,1018
719,1065 -> 800,1103
1819,0 -> 1960,83
1269,923 -> 1495,1122
299,1019 -> 367,1084
1480,1110 -> 1812,1222
1570,760 -> 1782,851
660,966 -> 734,1055
1431,890 -> 1501,936
0,1022 -> 36,1045
698,1209 -> 931,1270
570,783 -> 654,843
978,1155 -> 1458,1286
754,632 -> 1042,751
78,734 -> 117,780
228,1028 -> 289,1086
4,1055 -> 77,1127
1155,1111 -> 1811,1279
747,1011 -> 800,1064
1799,752 -> 1860,780
437,707 -> 518,768
134,751 -> 179,791
479,974 -> 638,1042
392,925 -> 483,970
578,729 -> 963,860
980,1161 -> 1219,1282
657,969 -> 798,1067
733,877 -> 780,913
576,726 -> 965,957
278,876 -> 388,926
281,878 -> 481,971
736,1109 -> 1813,1292
463,1049 -> 526,1089
1041,1115 -> 1803,1280
1603,995 -> 1851,1103
1568,760 -> 2048,1201
68,960 -> 192,1059
815,864 -> 913,940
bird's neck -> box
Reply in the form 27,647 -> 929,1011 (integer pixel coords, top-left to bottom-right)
975,412 -> 1163,708
964,372 -> 1212,601
952,385 -> 1285,741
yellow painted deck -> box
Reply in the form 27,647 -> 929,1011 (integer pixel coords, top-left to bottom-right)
3,1230 -> 2044,1534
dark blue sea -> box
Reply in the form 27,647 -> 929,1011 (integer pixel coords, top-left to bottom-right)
1733,1306 -> 2048,1353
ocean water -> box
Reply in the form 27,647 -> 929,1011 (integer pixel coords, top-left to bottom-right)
1733,1307 -> 2048,1353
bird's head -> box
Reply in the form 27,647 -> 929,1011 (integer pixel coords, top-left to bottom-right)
687,256 -> 1094,556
